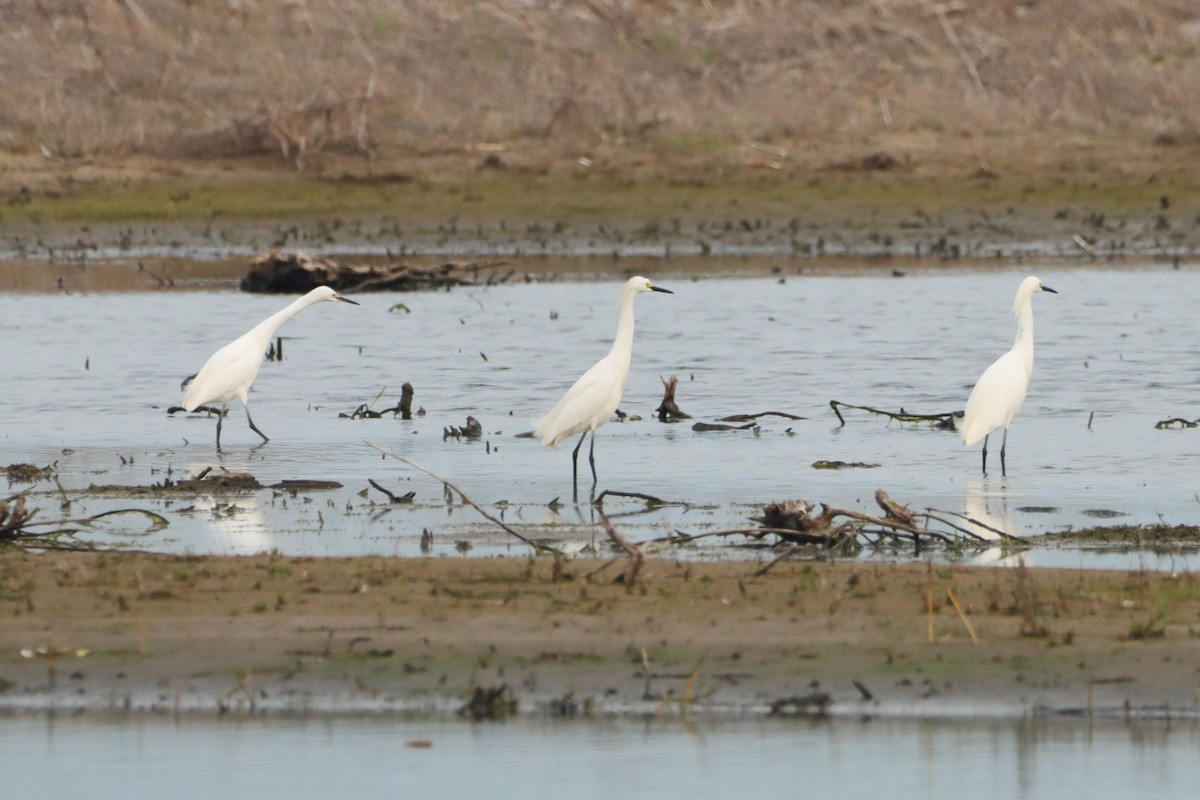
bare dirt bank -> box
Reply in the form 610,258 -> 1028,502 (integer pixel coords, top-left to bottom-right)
3,552 -> 1199,718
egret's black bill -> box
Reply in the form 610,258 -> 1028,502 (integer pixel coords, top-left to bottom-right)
650,286 -> 673,294
1042,285 -> 1058,294
338,296 -> 361,305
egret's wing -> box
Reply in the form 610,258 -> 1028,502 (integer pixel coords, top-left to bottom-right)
182,334 -> 266,410
961,351 -> 1028,446
535,358 -> 620,448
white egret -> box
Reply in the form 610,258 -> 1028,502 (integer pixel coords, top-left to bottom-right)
535,275 -> 672,497
182,285 -> 359,449
960,275 -> 1057,476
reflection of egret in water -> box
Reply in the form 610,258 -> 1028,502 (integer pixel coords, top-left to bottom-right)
188,495 -> 273,555
962,479 -> 1027,567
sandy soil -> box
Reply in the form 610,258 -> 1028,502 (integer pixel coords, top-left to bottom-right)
2,551 -> 1199,719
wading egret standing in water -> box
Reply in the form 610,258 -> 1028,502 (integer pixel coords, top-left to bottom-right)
535,276 -> 672,498
182,286 -> 359,450
960,275 -> 1057,476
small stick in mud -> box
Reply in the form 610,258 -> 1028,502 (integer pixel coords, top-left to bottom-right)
655,375 -> 691,422
365,440 -> 558,554
597,509 -> 645,590
829,400 -> 959,429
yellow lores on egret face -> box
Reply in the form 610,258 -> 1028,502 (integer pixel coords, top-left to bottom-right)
181,285 -> 360,450
960,275 -> 1057,477
534,275 -> 672,498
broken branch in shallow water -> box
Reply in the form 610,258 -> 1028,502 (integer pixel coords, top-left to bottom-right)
692,421 -> 756,432
829,400 -> 959,428
655,375 -> 691,422
716,411 -> 805,422
365,440 -> 557,554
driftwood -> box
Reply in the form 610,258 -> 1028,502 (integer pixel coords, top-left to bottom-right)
656,375 -> 691,422
692,421 -> 756,432
341,383 -> 418,420
716,411 -> 805,422
241,250 -> 514,294
829,400 -> 959,428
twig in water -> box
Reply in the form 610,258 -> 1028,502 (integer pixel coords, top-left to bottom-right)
594,489 -> 675,506
716,410 -> 805,422
829,400 -> 958,428
1155,417 -> 1199,429
365,440 -> 557,554
367,479 -> 414,504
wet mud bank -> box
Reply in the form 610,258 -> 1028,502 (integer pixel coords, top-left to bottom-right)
3,553 -> 1199,720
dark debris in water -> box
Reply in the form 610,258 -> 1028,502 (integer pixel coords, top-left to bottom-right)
811,460 -> 880,470
1017,506 -> 1060,513
1081,509 -> 1128,519
458,684 -> 517,721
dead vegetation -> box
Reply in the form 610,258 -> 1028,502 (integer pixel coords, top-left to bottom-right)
3,1 -> 1197,173
242,251 -> 515,294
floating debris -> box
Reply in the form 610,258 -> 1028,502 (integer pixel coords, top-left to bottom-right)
811,460 -> 881,470
692,421 -> 755,432
444,416 -> 483,440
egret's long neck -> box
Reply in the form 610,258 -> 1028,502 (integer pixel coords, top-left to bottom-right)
608,288 -> 638,384
249,295 -> 314,345
1012,293 -> 1035,375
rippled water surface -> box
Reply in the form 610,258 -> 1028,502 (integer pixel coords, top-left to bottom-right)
4,711 -> 1199,800
2,262 -> 1198,567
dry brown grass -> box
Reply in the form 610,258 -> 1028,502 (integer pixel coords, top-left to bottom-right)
0,1 -> 1196,171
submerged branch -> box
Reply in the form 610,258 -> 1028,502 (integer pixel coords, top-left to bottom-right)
829,400 -> 959,428
365,440 -> 558,555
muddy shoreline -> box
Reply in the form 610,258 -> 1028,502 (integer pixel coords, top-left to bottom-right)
3,552 -> 1198,720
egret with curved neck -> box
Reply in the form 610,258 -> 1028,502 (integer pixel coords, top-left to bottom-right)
182,285 -> 359,450
960,275 -> 1057,476
535,276 -> 672,498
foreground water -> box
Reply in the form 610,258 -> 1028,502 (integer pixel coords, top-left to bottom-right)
4,711 -> 1199,799
1,261 -> 1198,568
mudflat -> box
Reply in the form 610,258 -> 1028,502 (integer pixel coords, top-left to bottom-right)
3,552 -> 1198,718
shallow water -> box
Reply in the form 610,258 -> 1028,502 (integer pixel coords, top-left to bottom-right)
2,261 -> 1199,568
3,711 -> 1199,799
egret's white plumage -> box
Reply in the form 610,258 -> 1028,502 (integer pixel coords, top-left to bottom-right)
535,275 -> 672,494
960,275 -> 1057,476
182,285 -> 359,449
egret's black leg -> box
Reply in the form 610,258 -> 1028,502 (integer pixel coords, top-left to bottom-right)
588,431 -> 598,488
981,433 -> 989,476
571,430 -> 588,500
246,407 -> 270,444
215,409 -> 224,452
1000,429 -> 1008,477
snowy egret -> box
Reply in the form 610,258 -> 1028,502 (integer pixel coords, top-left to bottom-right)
960,275 -> 1057,476
182,285 -> 359,449
535,276 -> 672,497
